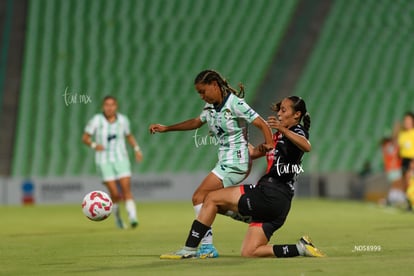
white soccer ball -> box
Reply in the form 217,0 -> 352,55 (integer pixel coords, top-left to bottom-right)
82,191 -> 113,221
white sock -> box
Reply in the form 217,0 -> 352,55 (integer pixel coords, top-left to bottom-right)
193,203 -> 202,216
296,243 -> 305,256
125,199 -> 137,222
201,229 -> 213,245
193,203 -> 213,245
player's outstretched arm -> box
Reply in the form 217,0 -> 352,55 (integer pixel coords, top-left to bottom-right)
248,143 -> 266,160
251,116 -> 274,152
149,117 -> 204,134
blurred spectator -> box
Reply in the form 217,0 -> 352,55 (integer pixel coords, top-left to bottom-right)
380,136 -> 405,207
393,112 -> 414,192
406,160 -> 414,211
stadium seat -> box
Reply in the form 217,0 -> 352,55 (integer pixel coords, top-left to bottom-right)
294,0 -> 414,172
12,0 -> 298,176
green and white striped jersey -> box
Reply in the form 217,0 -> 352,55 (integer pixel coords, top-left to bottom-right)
84,113 -> 131,164
200,93 -> 259,165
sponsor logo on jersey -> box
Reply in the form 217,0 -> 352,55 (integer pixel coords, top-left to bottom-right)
107,134 -> 117,142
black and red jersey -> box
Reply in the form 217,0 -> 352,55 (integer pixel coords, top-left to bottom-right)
264,124 -> 308,188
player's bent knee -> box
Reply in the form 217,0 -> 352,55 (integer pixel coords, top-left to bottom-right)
192,191 -> 205,205
192,188 -> 215,205
240,249 -> 257,258
240,244 -> 263,258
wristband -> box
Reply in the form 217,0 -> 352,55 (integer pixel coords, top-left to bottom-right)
90,142 -> 97,149
134,145 -> 141,152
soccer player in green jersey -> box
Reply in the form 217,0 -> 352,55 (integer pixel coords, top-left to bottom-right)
82,96 -> 143,229
149,70 -> 273,258
160,96 -> 325,259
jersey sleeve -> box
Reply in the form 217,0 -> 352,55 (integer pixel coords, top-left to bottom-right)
232,97 -> 259,123
123,115 -> 131,136
84,115 -> 98,135
199,104 -> 211,123
291,125 -> 309,139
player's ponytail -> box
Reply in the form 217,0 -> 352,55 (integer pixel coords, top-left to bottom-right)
288,96 -> 310,132
194,69 -> 245,98
303,112 -> 311,132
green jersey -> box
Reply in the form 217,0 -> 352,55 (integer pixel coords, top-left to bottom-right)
199,93 -> 259,165
84,113 -> 131,164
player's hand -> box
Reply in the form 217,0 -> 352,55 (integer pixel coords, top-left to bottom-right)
258,143 -> 274,153
267,116 -> 280,129
149,124 -> 167,134
135,150 -> 143,162
95,144 -> 105,151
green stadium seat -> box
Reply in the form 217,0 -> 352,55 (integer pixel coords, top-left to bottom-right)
294,0 -> 414,173
12,0 -> 298,176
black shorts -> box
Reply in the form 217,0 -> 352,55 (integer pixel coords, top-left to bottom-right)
238,176 -> 293,240
401,158 -> 412,175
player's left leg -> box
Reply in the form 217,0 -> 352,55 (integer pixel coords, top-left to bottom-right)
240,225 -> 273,257
115,160 -> 138,228
241,224 -> 325,258
160,186 -> 241,259
99,162 -> 125,229
118,176 -> 138,228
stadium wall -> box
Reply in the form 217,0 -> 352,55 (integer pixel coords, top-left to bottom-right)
0,171 -> 389,205
0,173 -> 207,205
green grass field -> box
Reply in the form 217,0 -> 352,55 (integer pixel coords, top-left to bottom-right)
1,199 -> 413,275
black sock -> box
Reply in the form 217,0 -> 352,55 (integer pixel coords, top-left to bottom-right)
185,220 -> 211,248
273,244 -> 300,258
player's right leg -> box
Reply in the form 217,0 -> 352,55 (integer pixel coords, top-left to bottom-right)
192,172 -> 223,258
217,163 -> 252,223
104,180 -> 125,229
99,163 -> 125,229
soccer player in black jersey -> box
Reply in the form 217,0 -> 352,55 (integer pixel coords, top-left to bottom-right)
161,96 -> 325,259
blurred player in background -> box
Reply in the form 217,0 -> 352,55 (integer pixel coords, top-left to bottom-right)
379,136 -> 405,207
149,69 -> 273,258
82,95 -> 143,229
406,160 -> 414,210
160,96 -> 325,259
393,112 -> 414,198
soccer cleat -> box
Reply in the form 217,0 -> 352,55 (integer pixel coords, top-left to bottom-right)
160,247 -> 197,259
297,236 -> 326,257
130,219 -> 139,229
196,244 -> 219,258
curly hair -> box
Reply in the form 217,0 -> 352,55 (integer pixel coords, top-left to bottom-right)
194,69 -> 245,98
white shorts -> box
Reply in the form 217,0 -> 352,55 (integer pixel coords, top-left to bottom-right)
97,160 -> 131,182
212,162 -> 250,188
